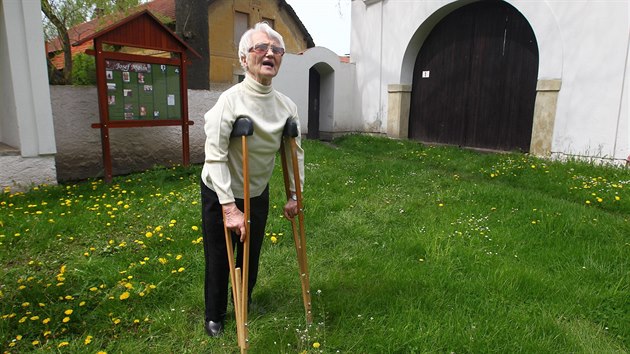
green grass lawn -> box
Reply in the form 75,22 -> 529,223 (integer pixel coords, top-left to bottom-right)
1,135 -> 628,353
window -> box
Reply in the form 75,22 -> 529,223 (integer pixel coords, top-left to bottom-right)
262,18 -> 275,29
234,12 -> 249,45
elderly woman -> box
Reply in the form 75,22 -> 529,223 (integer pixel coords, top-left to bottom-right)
200,22 -> 304,337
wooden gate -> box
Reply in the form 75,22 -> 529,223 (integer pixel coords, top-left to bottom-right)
409,0 -> 539,151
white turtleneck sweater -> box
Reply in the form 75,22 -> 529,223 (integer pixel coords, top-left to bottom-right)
201,74 -> 304,204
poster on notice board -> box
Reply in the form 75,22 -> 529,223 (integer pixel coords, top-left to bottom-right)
105,60 -> 181,121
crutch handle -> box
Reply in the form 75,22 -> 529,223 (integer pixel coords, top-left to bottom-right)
283,117 -> 299,138
231,116 -> 254,137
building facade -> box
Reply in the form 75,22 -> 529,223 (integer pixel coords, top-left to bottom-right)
351,0 -> 629,163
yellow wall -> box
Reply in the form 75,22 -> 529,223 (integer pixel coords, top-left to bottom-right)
208,0 -> 310,84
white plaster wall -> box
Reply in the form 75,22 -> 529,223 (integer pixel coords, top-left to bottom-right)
0,0 -> 56,156
275,47 -> 359,136
351,0 -> 629,162
0,0 -> 58,192
0,2 -> 17,147
549,1 -> 628,161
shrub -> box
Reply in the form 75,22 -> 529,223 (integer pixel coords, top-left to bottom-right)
72,53 -> 96,85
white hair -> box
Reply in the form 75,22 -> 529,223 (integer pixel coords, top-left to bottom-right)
238,22 -> 285,71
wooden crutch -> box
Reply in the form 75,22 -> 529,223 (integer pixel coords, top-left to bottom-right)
223,116 -> 254,353
280,117 -> 313,324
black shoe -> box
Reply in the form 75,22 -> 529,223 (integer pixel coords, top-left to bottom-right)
204,320 -> 224,337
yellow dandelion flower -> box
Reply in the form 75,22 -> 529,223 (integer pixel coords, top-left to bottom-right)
270,236 -> 278,244
97,351 -> 108,354
191,226 -> 199,231
89,287 -> 98,292
19,316 -> 27,323
158,258 -> 168,264
84,335 -> 93,345
313,342 -> 321,348
178,267 -> 185,272
145,231 -> 153,238
119,292 -> 130,300
64,309 -> 73,315
43,318 -> 51,324
62,316 -> 71,323
79,301 -> 86,306
58,341 -> 69,348
16,335 -> 22,340
176,254 -> 183,260
30,315 -> 40,321
22,302 -> 30,307
32,340 -> 40,345
113,318 -> 121,325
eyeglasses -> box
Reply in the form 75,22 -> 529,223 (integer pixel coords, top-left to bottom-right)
248,42 -> 285,56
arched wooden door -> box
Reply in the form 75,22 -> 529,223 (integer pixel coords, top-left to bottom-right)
408,0 -> 539,151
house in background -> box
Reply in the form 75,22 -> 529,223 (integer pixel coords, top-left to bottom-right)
45,0 -> 314,89
351,0 -> 629,163
204,0 -> 314,86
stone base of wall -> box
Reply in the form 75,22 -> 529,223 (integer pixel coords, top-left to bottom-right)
0,155 -> 57,193
50,86 -> 220,182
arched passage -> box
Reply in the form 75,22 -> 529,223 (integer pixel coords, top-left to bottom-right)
308,62 -> 334,140
408,0 -> 539,151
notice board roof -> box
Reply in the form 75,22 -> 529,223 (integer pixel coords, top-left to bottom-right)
74,9 -> 200,58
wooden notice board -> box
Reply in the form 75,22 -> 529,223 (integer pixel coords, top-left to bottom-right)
75,10 -> 200,182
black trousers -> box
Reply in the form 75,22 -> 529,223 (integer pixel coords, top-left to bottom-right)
200,181 -> 269,322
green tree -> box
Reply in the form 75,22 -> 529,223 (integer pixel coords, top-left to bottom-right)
41,0 -> 142,84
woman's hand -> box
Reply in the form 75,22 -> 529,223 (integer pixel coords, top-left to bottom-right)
284,198 -> 299,220
222,203 -> 246,242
